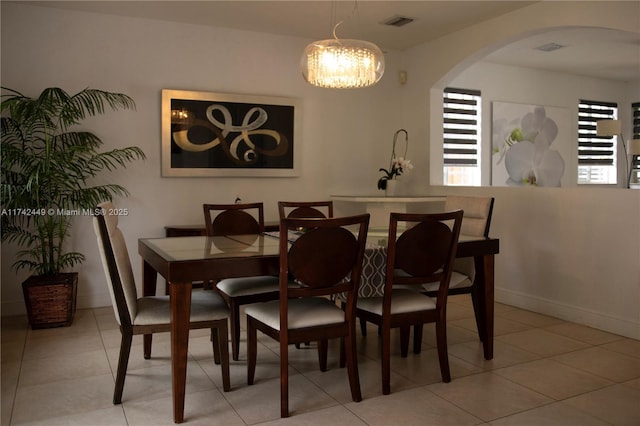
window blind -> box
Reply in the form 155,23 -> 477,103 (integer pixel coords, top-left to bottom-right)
443,88 -> 481,166
632,102 -> 640,172
578,99 -> 617,166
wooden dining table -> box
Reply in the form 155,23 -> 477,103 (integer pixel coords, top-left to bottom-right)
138,231 -> 499,423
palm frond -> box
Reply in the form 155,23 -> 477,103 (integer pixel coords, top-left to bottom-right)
59,89 -> 135,128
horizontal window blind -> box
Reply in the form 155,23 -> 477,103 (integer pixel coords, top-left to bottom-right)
578,99 -> 617,166
633,102 -> 640,172
443,88 -> 481,166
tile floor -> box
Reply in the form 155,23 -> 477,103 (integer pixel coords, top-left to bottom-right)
2,295 -> 639,425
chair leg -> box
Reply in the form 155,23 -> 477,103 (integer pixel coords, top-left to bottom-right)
229,300 -> 241,361
143,334 -> 152,359
216,322 -> 231,392
339,336 -> 346,368
413,323 -> 423,354
280,338 -> 289,418
359,318 -> 367,336
399,325 -> 410,358
345,327 -> 362,402
318,339 -> 328,372
381,323 -> 391,395
470,285 -> 484,342
435,320 -> 451,383
211,327 -> 221,364
114,332 -> 133,404
247,317 -> 257,385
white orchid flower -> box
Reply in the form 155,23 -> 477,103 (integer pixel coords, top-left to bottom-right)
492,116 -> 521,165
496,106 -> 564,186
505,138 -> 565,186
520,106 -> 559,150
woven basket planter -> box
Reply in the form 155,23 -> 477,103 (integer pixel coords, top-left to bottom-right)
22,273 -> 78,329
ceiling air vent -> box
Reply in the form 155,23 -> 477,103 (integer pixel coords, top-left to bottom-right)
383,16 -> 414,27
534,42 -> 566,52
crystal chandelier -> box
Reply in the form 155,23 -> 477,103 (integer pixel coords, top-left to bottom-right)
170,108 -> 192,124
301,21 -> 385,89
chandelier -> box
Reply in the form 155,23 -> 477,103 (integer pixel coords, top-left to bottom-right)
170,108 -> 192,124
301,20 -> 385,89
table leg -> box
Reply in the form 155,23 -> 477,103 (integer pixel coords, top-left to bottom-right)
142,261 -> 158,358
170,281 -> 192,424
474,254 -> 495,360
142,260 -> 158,296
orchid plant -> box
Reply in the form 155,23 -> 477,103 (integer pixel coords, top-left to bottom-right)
377,157 -> 413,190
492,105 -> 564,187
377,129 -> 412,190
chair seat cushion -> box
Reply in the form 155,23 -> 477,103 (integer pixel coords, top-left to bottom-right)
245,297 -> 344,330
357,289 -> 436,316
134,291 -> 229,326
422,271 -> 471,292
216,275 -> 280,297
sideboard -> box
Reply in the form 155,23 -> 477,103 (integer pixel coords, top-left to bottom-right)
331,195 -> 446,227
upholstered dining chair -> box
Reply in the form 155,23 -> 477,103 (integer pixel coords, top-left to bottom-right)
277,200 -> 334,220
203,202 -> 265,236
278,200 -> 334,348
246,214 -> 370,418
206,202 -> 280,361
356,210 -> 463,394
93,202 -> 230,404
418,195 -> 494,343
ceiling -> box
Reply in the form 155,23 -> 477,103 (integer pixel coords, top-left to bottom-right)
26,1 -> 640,81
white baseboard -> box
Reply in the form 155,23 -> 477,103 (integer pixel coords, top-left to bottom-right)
496,288 -> 640,340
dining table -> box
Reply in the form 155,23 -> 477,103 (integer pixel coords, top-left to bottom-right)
138,230 -> 499,423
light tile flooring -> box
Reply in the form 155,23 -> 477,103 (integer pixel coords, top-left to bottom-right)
2,295 -> 640,425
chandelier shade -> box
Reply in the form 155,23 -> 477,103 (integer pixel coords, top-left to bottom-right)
301,38 -> 385,89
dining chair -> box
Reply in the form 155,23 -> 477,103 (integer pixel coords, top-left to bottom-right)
246,214 -> 370,417
93,202 -> 230,404
356,210 -> 463,394
203,202 -> 265,236
278,200 -> 334,348
277,200 -> 334,219
206,202 -> 280,361
418,195 -> 494,343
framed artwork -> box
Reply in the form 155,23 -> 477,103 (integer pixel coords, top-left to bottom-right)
491,101 -> 570,187
161,89 -> 301,177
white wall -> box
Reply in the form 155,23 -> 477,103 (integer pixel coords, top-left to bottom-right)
2,2 -> 639,339
0,3 -> 404,313
398,1 -> 640,338
438,61 -> 640,339
422,185 -> 640,339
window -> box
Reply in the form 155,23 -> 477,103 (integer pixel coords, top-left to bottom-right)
578,100 -> 618,185
443,88 -> 481,186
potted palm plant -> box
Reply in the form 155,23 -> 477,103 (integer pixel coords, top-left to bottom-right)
1,87 -> 146,328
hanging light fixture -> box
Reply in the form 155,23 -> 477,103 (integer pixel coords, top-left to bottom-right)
170,108 -> 192,124
301,4 -> 385,89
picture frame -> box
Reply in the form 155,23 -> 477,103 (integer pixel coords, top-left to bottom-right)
491,101 -> 569,187
161,89 -> 301,177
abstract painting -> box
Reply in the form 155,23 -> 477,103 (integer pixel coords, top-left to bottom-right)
162,89 -> 301,177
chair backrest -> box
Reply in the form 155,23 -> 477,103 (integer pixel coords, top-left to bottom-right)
203,202 -> 264,236
277,200 -> 334,219
93,202 -> 137,327
444,196 -> 494,237
279,214 -> 370,325
385,211 -> 463,305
